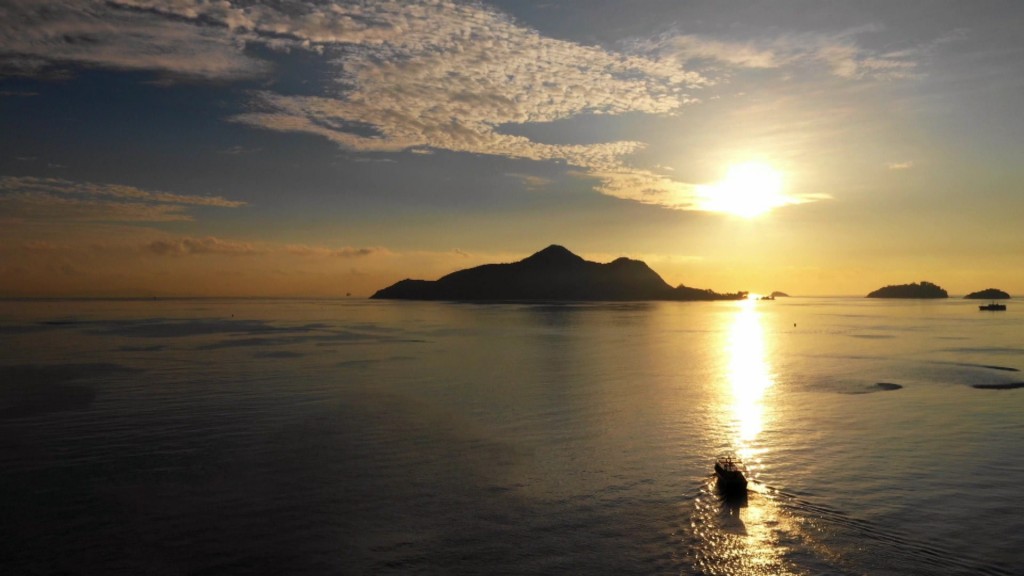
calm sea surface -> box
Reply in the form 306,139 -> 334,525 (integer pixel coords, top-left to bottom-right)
2,297 -> 1023,575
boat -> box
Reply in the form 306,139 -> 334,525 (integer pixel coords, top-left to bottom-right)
979,302 -> 1007,311
714,454 -> 748,496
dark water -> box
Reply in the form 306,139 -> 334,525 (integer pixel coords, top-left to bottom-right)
2,298 -> 1023,574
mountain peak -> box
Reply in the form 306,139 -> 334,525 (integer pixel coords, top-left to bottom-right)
520,244 -> 585,266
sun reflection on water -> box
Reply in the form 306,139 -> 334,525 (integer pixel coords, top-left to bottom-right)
689,298 -> 798,576
726,298 -> 775,460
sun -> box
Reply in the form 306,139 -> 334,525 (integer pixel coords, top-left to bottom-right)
698,162 -> 787,218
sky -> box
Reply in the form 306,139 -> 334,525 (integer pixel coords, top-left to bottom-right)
2,0 -> 1023,297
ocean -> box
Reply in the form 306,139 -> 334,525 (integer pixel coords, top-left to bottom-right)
1,297 -> 1022,575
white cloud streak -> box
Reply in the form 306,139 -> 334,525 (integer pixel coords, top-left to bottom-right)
504,173 -> 554,190
147,236 -> 260,255
0,176 -> 245,222
283,244 -> 386,258
632,25 -> 919,82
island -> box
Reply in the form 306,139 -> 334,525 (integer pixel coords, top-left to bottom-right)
866,281 -> 948,298
964,288 -> 1010,300
770,291 -> 790,298
371,245 -> 747,301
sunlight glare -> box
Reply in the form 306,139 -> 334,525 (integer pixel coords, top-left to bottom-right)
698,162 -> 787,218
726,299 -> 775,459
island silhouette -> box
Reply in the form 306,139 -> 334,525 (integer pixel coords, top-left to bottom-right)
371,245 -> 747,301
964,288 -> 1010,300
866,281 -> 948,298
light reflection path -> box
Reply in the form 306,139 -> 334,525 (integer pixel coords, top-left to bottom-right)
690,300 -> 805,576
726,298 -> 775,461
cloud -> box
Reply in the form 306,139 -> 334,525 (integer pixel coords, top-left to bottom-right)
230,0 -> 702,159
643,34 -> 781,70
1,176 -> 246,207
0,176 -> 245,222
146,236 -> 260,256
0,191 -> 193,222
0,1 -> 842,213
5,0 -> 698,90
17,0 -> 699,174
505,173 -> 553,190
216,2 -> 837,213
209,1 -> 711,209
634,27 -> 919,81
0,0 -> 269,79
5,231 -> 382,261
586,168 -> 703,210
283,244 -> 386,258
887,161 -> 913,170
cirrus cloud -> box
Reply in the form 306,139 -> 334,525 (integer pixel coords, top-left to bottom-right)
0,176 -> 245,222
0,0 -> 269,79
146,236 -> 260,256
887,161 -> 914,170
283,244 -> 387,258
633,26 -> 920,81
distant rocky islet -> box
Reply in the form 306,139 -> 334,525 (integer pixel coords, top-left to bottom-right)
963,288 -> 1010,300
866,281 -> 948,298
866,282 -> 1012,299
371,245 -> 747,302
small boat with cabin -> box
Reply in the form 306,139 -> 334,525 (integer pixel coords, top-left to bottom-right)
979,302 -> 1007,311
714,454 -> 748,496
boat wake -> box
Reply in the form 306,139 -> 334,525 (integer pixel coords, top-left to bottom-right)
686,478 -> 834,576
685,479 -> 1016,576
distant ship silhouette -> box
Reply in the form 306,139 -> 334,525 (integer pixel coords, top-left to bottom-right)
371,245 -> 747,301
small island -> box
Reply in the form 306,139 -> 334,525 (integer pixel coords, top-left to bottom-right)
770,291 -> 790,298
866,281 -> 948,299
964,288 -> 1010,300
371,245 -> 747,301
